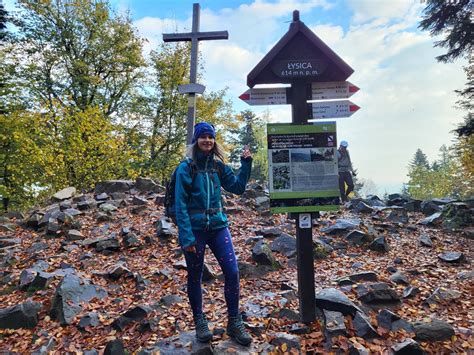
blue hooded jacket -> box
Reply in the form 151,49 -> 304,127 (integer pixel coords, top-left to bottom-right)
175,151 -> 252,248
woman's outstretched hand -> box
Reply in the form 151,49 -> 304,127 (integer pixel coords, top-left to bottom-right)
241,145 -> 252,159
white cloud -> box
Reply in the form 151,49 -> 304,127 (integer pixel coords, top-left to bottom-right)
131,1 -> 466,192
347,0 -> 423,24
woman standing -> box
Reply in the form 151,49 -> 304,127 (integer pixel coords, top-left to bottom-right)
174,122 -> 253,345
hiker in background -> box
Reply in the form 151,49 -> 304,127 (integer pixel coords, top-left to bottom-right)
174,122 -> 253,345
337,140 -> 356,202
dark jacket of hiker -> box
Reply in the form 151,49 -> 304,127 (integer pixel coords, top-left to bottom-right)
337,148 -> 353,173
175,150 -> 252,249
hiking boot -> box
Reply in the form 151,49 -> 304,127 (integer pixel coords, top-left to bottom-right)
194,314 -> 212,342
227,314 -> 252,346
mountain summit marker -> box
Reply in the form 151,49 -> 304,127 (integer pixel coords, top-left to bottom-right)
245,10 -> 359,323
163,3 -> 228,144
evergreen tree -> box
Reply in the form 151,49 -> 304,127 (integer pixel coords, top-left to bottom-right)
409,148 -> 430,169
228,110 -> 266,180
419,0 -> 473,62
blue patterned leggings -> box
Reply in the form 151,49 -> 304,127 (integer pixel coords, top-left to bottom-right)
184,227 -> 240,317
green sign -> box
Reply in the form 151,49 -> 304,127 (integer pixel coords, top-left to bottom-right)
267,123 -> 340,213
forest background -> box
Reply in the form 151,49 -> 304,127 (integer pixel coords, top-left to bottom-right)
0,0 -> 472,212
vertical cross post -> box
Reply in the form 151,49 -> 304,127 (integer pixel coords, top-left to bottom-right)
163,3 -> 228,144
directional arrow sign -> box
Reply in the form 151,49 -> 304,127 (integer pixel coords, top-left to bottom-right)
240,81 -> 359,106
310,100 -> 360,119
310,81 -> 359,100
239,87 -> 288,105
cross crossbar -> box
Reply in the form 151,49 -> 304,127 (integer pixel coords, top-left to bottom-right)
163,31 -> 228,42
161,3 -> 228,144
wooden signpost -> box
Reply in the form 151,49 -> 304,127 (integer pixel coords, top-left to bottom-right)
244,10 -> 357,323
163,3 -> 228,144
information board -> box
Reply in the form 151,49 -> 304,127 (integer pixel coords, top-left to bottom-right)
267,123 -> 340,213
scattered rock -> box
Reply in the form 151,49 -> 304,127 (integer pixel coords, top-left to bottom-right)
368,236 -> 389,253
132,196 -> 148,206
156,218 -> 176,238
321,218 -> 361,235
160,294 -> 183,307
50,273 -> 107,325
389,271 -> 410,285
252,240 -> 280,270
313,238 -> 333,259
391,339 -> 423,354
458,270 -> 474,280
402,286 -> 420,299
269,332 -> 301,351
96,236 -> 120,253
269,234 -> 296,257
107,263 -> 132,280
148,331 -> 213,354
104,339 -> 125,355
99,203 -> 118,213
136,177 -> 163,193
419,234 -> 433,247
0,238 -> 21,247
173,259 -> 187,270
66,229 -> 84,241
95,193 -> 109,201
354,201 -> 374,213
315,288 -> 361,316
112,305 -> 151,331
245,301 -> 271,318
345,230 -> 371,245
419,212 -> 442,226
387,209 -> 408,224
377,309 -> 414,332
356,283 -> 400,304
438,251 -> 465,263
256,227 -> 282,238
0,301 -> 41,329
26,241 -> 49,254
413,318 -> 454,342
95,180 -> 133,194
123,233 -> 140,248
26,213 -> 42,229
353,311 -> 378,338
131,205 -> 148,215
77,200 -> 97,211
421,200 -> 442,216
53,187 -> 76,201
323,310 -> 347,339
425,287 -> 461,304
79,312 -> 100,329
202,262 -> 216,282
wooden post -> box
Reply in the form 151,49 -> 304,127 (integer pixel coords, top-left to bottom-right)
291,80 -> 316,323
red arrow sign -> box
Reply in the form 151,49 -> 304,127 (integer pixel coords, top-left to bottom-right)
310,100 -> 360,119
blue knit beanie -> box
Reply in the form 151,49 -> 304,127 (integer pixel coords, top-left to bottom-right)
192,122 -> 216,143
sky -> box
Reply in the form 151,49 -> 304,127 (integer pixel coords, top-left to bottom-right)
4,0 -> 467,194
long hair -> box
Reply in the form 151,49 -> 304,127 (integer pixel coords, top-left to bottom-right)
186,142 -> 226,163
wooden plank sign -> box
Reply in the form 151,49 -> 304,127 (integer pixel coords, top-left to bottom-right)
311,81 -> 359,100
310,100 -> 360,119
239,87 -> 288,105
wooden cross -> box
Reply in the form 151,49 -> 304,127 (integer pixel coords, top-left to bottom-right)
163,3 -> 228,144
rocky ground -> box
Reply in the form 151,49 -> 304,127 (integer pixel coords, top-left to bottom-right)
0,179 -> 473,354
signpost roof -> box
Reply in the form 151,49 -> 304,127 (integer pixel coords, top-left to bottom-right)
247,11 -> 354,88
